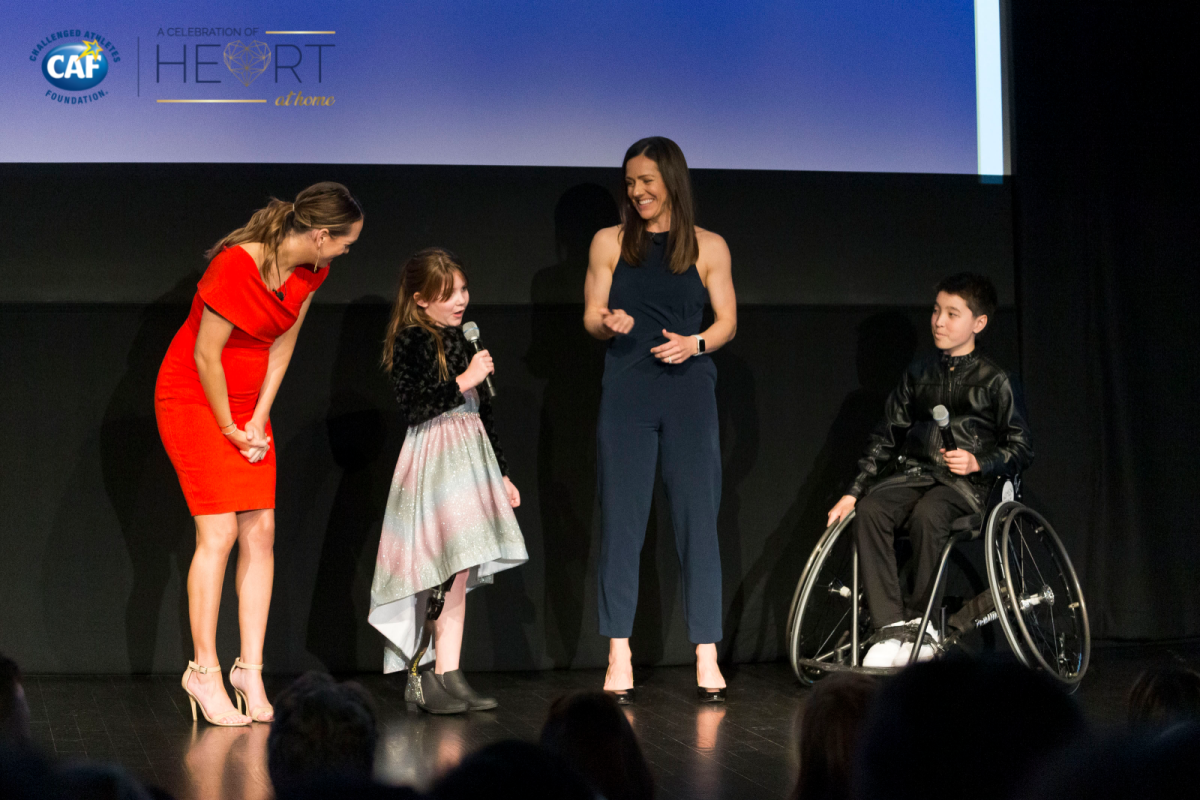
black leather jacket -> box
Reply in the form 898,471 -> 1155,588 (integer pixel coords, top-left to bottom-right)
848,351 -> 1033,507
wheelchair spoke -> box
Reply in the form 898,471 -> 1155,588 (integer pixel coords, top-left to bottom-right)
1029,524 -> 1080,670
1016,520 -> 1060,662
1019,521 -> 1051,591
997,505 -> 1090,683
808,607 -> 851,660
813,638 -> 853,664
1031,615 -> 1056,658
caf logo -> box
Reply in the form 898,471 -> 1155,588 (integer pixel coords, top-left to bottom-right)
42,40 -> 109,91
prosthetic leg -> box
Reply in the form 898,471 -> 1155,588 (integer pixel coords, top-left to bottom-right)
403,576 -> 468,713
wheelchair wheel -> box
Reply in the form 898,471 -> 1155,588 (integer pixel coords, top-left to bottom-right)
985,502 -> 1090,684
786,510 -> 877,684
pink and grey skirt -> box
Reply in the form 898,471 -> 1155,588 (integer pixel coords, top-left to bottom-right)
368,389 -> 527,673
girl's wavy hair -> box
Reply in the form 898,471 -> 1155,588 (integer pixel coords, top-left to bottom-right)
206,181 -> 363,287
381,247 -> 466,380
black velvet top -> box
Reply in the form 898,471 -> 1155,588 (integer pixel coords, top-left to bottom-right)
389,324 -> 508,476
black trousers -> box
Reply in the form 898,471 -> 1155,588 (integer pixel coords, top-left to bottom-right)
853,482 -> 975,629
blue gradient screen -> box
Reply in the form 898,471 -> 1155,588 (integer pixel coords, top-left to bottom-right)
3,1 -> 1004,173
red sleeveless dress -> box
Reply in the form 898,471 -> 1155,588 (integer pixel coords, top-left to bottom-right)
154,246 -> 328,515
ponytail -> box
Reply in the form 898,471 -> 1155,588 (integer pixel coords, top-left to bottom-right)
207,181 -> 363,286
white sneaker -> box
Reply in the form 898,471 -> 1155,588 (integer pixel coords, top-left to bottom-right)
862,622 -> 907,667
892,619 -> 941,665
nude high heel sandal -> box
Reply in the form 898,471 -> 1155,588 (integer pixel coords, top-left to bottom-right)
181,662 -> 250,726
230,658 -> 274,723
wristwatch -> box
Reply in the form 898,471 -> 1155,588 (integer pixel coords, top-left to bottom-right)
694,335 -> 706,354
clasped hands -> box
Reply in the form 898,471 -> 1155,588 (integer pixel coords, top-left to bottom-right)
599,308 -> 698,364
227,419 -> 271,463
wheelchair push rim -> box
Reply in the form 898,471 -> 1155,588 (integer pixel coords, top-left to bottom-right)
989,502 -> 1091,684
787,514 -> 852,684
784,509 -> 852,650
787,510 -> 886,683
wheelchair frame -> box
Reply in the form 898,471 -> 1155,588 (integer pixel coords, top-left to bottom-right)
785,478 -> 1091,685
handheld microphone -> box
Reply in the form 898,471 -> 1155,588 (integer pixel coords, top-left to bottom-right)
932,404 -> 957,452
461,321 -> 496,398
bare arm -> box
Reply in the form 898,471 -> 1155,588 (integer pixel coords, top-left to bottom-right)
651,230 -> 738,363
249,293 -> 314,432
194,306 -> 264,459
195,306 -> 237,428
583,227 -> 634,340
697,232 -> 737,351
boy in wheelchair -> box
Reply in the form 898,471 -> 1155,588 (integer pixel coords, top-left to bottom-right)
826,273 -> 1033,667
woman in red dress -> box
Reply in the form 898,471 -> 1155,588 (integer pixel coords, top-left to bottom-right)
155,182 -> 363,726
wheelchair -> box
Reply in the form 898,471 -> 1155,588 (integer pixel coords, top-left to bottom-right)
785,472 -> 1090,686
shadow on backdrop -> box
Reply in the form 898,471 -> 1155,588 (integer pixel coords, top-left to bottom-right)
726,311 -> 918,661
526,184 -> 616,666
305,298 -> 395,671
100,274 -> 200,672
712,344 -> 760,665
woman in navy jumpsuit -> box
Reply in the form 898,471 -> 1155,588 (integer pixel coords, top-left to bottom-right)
583,137 -> 738,702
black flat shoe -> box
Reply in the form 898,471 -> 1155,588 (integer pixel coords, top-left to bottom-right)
604,688 -> 636,706
697,686 -> 727,703
404,671 -> 468,714
437,670 -> 498,711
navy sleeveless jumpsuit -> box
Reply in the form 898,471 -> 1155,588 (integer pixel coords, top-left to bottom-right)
597,231 -> 722,644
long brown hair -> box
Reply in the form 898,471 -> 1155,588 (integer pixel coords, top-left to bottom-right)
206,181 -> 363,287
381,247 -> 466,380
619,137 -> 699,275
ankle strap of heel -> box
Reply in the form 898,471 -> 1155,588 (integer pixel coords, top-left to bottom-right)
187,661 -> 220,674
233,658 -> 263,671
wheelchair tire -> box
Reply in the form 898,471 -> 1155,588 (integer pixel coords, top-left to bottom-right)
786,510 -> 879,683
984,501 -> 1090,684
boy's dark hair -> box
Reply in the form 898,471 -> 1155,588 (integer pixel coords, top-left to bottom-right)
267,672 -> 378,799
540,691 -> 655,800
935,272 -> 998,319
1128,667 -> 1200,727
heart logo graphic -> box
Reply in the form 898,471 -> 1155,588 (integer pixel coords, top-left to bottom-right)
223,40 -> 271,87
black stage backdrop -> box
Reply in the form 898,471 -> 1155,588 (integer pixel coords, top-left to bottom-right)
1,2 -> 1195,674
0,166 -> 1017,674
1010,4 -> 1199,640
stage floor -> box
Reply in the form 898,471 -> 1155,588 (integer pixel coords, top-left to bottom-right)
21,640 -> 1200,800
